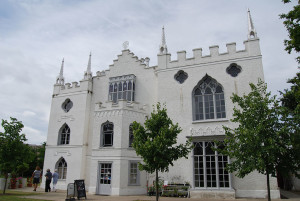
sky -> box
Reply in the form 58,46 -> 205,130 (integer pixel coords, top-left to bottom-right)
0,0 -> 298,145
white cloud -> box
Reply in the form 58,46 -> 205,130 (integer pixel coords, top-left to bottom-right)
0,0 -> 298,145
22,110 -> 36,117
23,126 -> 47,145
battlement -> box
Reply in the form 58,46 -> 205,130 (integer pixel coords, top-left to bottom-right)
157,38 -> 261,70
53,79 -> 92,96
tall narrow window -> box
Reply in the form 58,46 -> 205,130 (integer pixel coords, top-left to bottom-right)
129,124 -> 134,147
58,124 -> 70,145
108,74 -> 136,103
193,141 -> 230,188
101,121 -> 114,147
129,161 -> 140,185
56,158 -> 67,180
193,75 -> 226,121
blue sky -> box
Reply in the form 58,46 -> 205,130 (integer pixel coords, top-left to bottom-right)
0,0 -> 298,144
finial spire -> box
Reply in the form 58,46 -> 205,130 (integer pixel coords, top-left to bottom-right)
247,8 -> 257,39
84,52 -> 93,80
159,26 -> 168,54
56,58 -> 65,85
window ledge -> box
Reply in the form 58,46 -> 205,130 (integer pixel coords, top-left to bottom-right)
192,118 -> 229,124
98,146 -> 114,149
128,184 -> 140,186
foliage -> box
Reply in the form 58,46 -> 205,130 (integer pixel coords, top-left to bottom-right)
132,103 -> 192,201
0,117 -> 33,194
279,72 -> 300,178
219,80 -> 299,201
279,0 -> 300,188
280,0 -> 300,63
23,142 -> 46,177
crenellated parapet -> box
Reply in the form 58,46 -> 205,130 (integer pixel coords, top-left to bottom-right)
157,38 -> 261,70
53,79 -> 93,96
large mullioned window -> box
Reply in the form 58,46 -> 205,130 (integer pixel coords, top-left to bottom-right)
58,124 -> 70,145
56,157 -> 67,180
101,121 -> 114,147
109,74 -> 136,103
193,75 -> 226,121
193,141 -> 230,188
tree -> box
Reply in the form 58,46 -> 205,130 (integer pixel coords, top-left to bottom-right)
280,0 -> 300,63
131,103 -> 192,201
23,142 -> 46,177
279,73 -> 300,188
0,117 -> 32,194
279,0 -> 300,189
219,80 -> 299,201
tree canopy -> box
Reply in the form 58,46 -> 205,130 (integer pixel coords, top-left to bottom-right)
132,103 -> 192,201
219,80 -> 299,201
280,0 -> 300,63
0,117 -> 34,194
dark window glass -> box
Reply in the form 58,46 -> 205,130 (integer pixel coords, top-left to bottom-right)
102,121 -> 113,147
129,124 -> 134,147
193,76 -> 226,121
194,141 -> 230,189
57,158 -> 67,179
62,99 -> 73,112
59,124 -> 70,145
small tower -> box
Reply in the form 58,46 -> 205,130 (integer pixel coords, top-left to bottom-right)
247,8 -> 257,39
83,52 -> 93,80
56,58 -> 65,85
159,26 -> 168,54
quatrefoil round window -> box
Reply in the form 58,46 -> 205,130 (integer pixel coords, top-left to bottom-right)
226,63 -> 242,77
174,70 -> 188,84
62,99 -> 73,113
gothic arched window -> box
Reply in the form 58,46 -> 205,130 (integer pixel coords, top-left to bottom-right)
58,124 -> 70,145
193,75 -> 226,121
101,121 -> 114,147
129,124 -> 134,147
56,158 -> 67,180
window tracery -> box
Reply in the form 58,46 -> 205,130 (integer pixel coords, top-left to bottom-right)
109,74 -> 136,103
193,75 -> 226,121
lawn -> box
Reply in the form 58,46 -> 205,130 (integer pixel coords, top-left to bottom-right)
0,190 -> 48,201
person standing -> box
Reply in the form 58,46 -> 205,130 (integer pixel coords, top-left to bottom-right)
44,169 -> 52,192
32,166 -> 41,191
52,169 -> 59,192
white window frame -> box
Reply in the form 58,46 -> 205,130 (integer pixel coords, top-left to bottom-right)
128,161 -> 140,186
56,157 -> 67,180
129,124 -> 134,147
192,75 -> 226,121
101,121 -> 114,147
58,123 -> 70,145
108,74 -> 136,103
193,141 -> 231,189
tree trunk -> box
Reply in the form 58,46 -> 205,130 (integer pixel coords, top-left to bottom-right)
266,169 -> 271,201
156,169 -> 159,201
3,173 -> 7,194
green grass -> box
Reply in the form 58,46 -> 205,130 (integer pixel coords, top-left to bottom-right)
0,190 -> 48,201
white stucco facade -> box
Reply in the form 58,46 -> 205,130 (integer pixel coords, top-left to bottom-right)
42,11 -> 280,199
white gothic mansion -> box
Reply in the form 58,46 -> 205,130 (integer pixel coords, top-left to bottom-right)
42,10 -> 280,198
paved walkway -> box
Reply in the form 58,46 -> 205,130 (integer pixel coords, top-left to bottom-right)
10,187 -> 300,201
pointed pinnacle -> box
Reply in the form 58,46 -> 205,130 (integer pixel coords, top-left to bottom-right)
87,52 -> 92,73
60,58 -> 64,76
